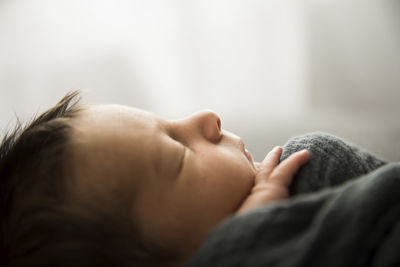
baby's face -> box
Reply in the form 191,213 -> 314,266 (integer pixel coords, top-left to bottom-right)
68,104 -> 256,256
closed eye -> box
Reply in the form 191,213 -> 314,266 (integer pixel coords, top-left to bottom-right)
178,145 -> 186,175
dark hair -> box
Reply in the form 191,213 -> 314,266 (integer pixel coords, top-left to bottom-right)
0,91 -> 177,267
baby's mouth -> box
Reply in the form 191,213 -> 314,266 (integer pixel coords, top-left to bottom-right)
245,149 -> 256,169
237,137 -> 256,169
244,149 -> 252,161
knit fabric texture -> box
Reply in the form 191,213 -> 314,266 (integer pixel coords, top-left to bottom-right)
281,131 -> 388,195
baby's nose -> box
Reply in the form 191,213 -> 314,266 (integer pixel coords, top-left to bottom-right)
191,109 -> 222,142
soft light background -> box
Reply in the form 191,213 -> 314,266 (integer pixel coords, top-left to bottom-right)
1,0 -> 399,161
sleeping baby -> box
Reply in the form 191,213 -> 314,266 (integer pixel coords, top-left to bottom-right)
0,91 -> 390,267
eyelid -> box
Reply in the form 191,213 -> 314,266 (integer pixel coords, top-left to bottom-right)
178,146 -> 186,175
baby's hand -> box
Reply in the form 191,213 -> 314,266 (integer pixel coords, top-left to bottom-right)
236,146 -> 309,215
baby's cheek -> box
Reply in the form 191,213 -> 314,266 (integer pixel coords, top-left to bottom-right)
228,167 -> 255,206
241,172 -> 256,200
237,161 -> 256,187
197,152 -> 255,210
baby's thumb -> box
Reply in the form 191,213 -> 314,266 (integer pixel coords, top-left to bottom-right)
255,146 -> 282,184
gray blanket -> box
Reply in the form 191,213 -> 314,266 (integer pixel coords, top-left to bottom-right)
185,132 -> 400,267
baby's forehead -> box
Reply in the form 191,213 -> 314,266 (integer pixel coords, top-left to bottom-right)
72,104 -> 161,137
68,103 -> 180,176
70,107 -> 170,167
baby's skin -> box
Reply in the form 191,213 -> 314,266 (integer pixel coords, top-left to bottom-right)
66,105 -> 310,262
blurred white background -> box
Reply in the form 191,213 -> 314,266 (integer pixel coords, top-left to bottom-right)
1,0 -> 399,161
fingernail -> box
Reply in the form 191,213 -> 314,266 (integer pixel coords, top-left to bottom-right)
274,146 -> 282,152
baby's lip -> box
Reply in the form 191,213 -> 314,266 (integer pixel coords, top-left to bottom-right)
244,147 -> 256,170
237,137 -> 256,169
245,149 -> 254,165
244,149 -> 252,161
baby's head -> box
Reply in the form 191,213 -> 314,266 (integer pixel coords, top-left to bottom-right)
0,91 -> 256,266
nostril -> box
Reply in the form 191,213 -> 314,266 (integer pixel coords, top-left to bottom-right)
217,118 -> 221,131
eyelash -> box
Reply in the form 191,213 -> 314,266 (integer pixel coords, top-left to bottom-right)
178,146 -> 186,174
168,134 -> 187,174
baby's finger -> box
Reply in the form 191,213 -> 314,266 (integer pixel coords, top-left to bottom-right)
261,146 -> 282,166
256,146 -> 283,183
269,149 -> 310,187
